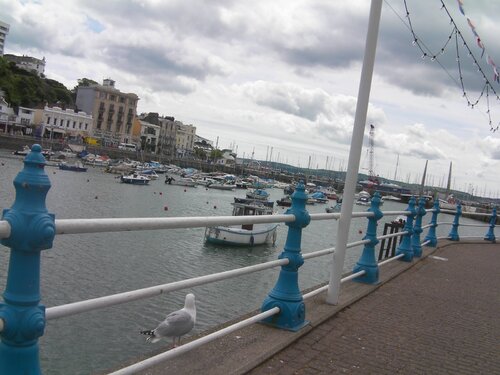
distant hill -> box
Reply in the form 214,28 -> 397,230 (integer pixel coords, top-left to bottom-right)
0,56 -> 75,109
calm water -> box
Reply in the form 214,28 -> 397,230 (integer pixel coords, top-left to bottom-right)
0,150 -> 483,374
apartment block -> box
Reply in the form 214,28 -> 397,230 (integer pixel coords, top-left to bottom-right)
76,79 -> 139,146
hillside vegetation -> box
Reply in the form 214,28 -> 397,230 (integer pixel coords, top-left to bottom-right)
0,56 -> 75,109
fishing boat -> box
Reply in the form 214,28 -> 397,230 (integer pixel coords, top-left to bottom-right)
206,182 -> 236,190
246,188 -> 269,200
165,176 -> 197,187
58,161 -> 87,172
120,173 -> 150,185
204,198 -> 278,246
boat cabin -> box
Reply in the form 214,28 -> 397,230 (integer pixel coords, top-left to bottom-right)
231,198 -> 274,230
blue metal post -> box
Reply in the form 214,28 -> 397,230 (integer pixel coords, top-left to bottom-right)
484,208 -> 496,242
352,192 -> 383,284
261,181 -> 310,331
411,196 -> 427,257
424,199 -> 440,247
0,145 -> 55,375
447,202 -> 462,241
396,196 -> 416,262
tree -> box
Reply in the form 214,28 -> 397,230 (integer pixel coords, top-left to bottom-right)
194,147 -> 207,160
210,149 -> 223,161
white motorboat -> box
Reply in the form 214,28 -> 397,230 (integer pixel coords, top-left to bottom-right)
120,173 -> 150,185
165,176 -> 197,187
204,198 -> 278,246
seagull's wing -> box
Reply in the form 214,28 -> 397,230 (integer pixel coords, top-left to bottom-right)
155,309 -> 195,338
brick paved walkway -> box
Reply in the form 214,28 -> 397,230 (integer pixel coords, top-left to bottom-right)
247,243 -> 500,374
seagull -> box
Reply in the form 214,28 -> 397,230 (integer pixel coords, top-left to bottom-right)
140,293 -> 196,347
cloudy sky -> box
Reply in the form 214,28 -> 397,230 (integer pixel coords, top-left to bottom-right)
1,0 -> 500,197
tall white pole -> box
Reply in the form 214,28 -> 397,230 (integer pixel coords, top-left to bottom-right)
326,0 -> 383,304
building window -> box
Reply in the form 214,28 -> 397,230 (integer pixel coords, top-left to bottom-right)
46,117 -> 50,124
109,95 -> 116,101
85,123 -> 88,130
79,122 -> 82,129
53,118 -> 57,125
60,119 -> 64,127
99,92 -> 106,99
97,120 -> 102,129
66,120 -> 70,128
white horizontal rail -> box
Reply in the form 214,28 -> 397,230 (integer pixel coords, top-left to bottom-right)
460,235 -> 487,239
462,211 -> 493,218
303,247 -> 335,260
437,221 -> 453,226
54,215 -> 295,235
421,240 -> 431,246
382,210 -> 410,216
309,213 -> 341,220
346,239 -> 371,249
46,258 -> 288,320
109,306 -> 281,375
377,231 -> 408,241
340,270 -> 366,283
0,221 -> 10,239
303,284 -> 328,300
421,224 -> 433,230
377,253 -> 405,266
459,223 -> 489,227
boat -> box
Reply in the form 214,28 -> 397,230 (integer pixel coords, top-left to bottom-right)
246,189 -> 269,200
58,161 -> 87,172
12,145 -> 54,158
120,173 -> 150,185
165,176 -> 197,187
383,195 -> 401,201
206,182 -> 236,190
276,196 -> 292,207
325,203 -> 342,213
204,198 -> 278,246
138,169 -> 159,180
309,191 -> 328,203
356,195 -> 371,206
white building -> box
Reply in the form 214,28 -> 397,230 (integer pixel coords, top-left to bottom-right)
36,106 -> 93,140
4,54 -> 46,77
0,20 -> 9,56
0,95 -> 16,133
139,120 -> 161,153
176,123 -> 196,157
215,149 -> 237,166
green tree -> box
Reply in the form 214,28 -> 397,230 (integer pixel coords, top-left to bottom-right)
210,149 -> 223,161
194,147 -> 207,160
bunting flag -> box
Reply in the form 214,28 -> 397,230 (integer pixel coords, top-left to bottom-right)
457,1 -> 497,82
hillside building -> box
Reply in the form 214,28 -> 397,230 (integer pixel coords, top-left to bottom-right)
4,54 -> 46,76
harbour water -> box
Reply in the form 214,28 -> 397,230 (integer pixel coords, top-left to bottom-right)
0,151 -> 483,374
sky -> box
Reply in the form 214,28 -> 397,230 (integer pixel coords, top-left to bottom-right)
1,0 -> 500,197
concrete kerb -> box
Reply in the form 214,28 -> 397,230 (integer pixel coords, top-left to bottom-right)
112,239 -> 466,375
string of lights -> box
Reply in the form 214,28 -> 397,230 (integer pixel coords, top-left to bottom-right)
386,0 -> 500,132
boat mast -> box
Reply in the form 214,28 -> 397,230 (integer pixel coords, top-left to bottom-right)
368,124 -> 375,180
445,161 -> 452,196
419,160 -> 428,196
393,154 -> 399,181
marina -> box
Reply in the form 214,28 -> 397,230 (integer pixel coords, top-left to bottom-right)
0,149 -> 491,375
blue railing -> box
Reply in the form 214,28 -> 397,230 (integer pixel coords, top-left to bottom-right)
0,145 -> 496,374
